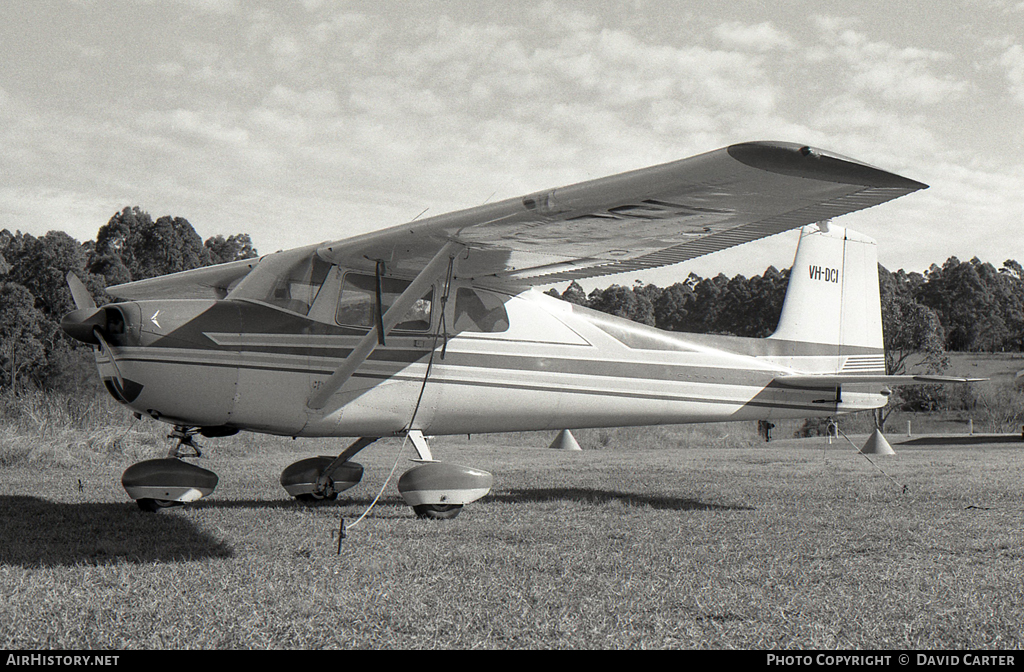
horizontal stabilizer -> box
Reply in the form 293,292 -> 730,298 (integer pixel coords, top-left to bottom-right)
772,374 -> 987,389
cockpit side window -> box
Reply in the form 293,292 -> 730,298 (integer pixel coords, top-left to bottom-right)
336,273 -> 432,332
453,287 -> 510,333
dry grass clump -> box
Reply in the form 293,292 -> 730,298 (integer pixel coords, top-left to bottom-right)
968,384 -> 1024,433
574,423 -> 760,450
0,390 -> 161,467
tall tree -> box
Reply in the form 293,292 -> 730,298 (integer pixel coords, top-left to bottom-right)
652,281 -> 696,331
559,280 -> 589,306
3,230 -> 96,319
586,285 -> 655,326
92,207 -> 211,282
205,233 -> 259,265
0,282 -> 46,392
915,257 -> 1016,352
876,266 -> 948,430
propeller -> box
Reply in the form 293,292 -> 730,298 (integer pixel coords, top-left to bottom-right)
61,273 -> 126,390
61,273 -> 104,344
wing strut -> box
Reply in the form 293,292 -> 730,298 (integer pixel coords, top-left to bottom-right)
307,240 -> 465,411
374,259 -> 387,346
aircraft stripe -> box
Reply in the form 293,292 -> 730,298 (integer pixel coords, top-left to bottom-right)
393,374 -> 836,413
113,346 -> 788,387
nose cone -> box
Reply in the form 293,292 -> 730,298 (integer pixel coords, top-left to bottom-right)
61,307 -> 106,345
61,303 -> 141,347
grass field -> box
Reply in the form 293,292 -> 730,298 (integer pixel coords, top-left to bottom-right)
2,415 -> 1023,649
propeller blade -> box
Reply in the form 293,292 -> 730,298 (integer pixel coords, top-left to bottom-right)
66,272 -> 96,311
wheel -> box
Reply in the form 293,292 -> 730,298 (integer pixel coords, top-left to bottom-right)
413,504 -> 463,520
136,498 -> 182,512
295,491 -> 338,503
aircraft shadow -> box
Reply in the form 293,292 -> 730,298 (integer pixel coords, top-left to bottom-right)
899,435 -> 1024,446
0,496 -> 233,568
187,490 -> 748,515
0,488 -> 747,568
189,496 -> 415,519
489,487 -> 752,512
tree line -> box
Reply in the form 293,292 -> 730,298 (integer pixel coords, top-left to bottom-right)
547,256 -> 1024,359
1,205 -> 1022,395
547,266 -> 790,339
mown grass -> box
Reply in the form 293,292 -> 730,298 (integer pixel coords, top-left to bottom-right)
2,396 -> 1023,649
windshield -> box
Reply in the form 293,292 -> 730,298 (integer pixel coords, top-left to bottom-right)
226,245 -> 332,316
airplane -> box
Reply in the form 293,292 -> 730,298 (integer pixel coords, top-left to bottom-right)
60,140 -> 973,518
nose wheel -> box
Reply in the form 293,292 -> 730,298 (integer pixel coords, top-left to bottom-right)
136,498 -> 184,512
413,503 -> 464,520
122,426 -> 218,512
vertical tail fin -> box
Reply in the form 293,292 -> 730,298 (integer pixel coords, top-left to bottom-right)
769,223 -> 884,373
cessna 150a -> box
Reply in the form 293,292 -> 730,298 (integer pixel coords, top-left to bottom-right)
61,141 -> 963,518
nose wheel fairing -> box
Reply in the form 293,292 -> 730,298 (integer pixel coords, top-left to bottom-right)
121,458 -> 218,511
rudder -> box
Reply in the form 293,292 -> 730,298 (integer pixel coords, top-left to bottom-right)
769,223 -> 884,365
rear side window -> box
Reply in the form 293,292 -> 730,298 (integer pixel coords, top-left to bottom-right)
453,287 -> 509,333
336,273 -> 432,331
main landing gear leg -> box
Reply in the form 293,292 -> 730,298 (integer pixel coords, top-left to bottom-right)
122,425 -> 219,512
280,437 -> 377,502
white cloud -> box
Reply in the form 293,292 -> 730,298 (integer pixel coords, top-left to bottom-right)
173,0 -> 239,15
4,1 -> 1020,278
0,186 -> 125,244
813,20 -> 967,105
136,109 -> 250,146
713,21 -> 796,52
998,43 -> 1024,104
263,85 -> 341,116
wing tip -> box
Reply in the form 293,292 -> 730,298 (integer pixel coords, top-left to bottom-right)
727,141 -> 929,191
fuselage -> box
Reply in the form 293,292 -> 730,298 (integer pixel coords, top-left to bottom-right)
92,278 -> 886,438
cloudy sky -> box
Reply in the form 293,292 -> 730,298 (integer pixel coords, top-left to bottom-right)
2,0 -> 1022,288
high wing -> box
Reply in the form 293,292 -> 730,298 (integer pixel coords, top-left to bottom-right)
107,140 -> 926,299
316,141 -> 927,284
